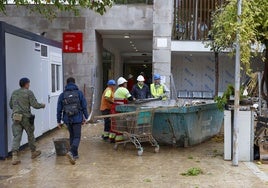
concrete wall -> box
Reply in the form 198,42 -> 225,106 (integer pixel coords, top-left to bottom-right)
0,5 -> 153,113
152,0 -> 173,91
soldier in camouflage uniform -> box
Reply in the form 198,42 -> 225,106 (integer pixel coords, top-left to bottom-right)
9,78 -> 45,165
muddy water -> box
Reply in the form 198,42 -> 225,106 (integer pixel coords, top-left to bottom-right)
0,123 -> 266,188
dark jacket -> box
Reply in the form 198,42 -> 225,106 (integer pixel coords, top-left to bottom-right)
57,83 -> 89,124
131,84 -> 150,99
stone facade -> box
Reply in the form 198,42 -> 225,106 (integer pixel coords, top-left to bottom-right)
152,0 -> 173,92
0,5 -> 153,112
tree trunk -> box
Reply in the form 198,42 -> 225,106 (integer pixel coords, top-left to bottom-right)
214,52 -> 219,97
261,41 -> 268,103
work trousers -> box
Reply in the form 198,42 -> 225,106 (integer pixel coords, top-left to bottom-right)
12,116 -> 36,152
67,123 -> 82,157
101,109 -> 111,133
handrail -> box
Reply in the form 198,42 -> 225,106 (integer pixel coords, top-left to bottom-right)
173,0 -> 226,41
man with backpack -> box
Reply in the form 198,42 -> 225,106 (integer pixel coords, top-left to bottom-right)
57,77 -> 89,165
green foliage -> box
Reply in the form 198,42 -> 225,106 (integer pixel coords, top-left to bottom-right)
181,167 -> 204,176
0,0 -> 113,19
214,84 -> 234,111
214,84 -> 245,111
143,178 -> 152,183
188,156 -> 193,159
207,0 -> 268,75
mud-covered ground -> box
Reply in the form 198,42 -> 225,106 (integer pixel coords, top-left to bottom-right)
0,123 -> 267,188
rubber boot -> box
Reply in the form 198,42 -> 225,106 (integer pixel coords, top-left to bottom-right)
109,132 -> 116,143
115,134 -> 124,142
31,150 -> 41,159
12,151 -> 21,165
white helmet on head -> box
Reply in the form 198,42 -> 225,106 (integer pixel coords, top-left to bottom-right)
137,75 -> 145,82
117,77 -> 128,85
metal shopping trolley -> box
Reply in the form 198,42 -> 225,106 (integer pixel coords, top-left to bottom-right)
110,109 -> 159,156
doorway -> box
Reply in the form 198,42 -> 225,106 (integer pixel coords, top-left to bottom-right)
124,63 -> 152,85
102,49 -> 115,89
98,29 -> 153,89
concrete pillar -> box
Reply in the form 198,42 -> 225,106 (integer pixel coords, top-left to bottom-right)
153,0 -> 173,91
113,51 -> 122,80
95,32 -> 103,111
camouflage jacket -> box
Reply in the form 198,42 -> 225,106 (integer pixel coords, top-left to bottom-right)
9,88 -> 44,117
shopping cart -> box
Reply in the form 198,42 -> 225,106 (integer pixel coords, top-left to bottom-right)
109,109 -> 159,156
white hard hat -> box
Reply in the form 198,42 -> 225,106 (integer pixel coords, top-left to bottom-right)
128,74 -> 133,79
137,75 -> 145,82
117,77 -> 128,85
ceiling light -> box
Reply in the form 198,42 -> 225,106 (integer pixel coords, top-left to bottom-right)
129,41 -> 133,44
124,33 -> 130,38
131,44 -> 135,47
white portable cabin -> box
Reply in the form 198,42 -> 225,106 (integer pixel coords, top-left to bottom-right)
0,22 -> 63,158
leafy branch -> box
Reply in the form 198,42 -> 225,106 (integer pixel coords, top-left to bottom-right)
0,0 -> 114,19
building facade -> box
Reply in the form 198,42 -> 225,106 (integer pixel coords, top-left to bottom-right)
0,0 -> 263,112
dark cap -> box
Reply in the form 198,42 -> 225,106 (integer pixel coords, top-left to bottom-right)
19,77 -> 30,87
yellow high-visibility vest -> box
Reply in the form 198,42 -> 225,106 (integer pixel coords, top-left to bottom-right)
150,83 -> 166,100
114,87 -> 131,99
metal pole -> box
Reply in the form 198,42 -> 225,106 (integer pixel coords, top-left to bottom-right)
232,0 -> 242,166
258,72 -> 262,116
194,0 -> 198,40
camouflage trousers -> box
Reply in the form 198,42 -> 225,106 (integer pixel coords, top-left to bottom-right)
12,116 -> 36,152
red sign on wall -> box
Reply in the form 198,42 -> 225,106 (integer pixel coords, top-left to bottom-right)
63,32 -> 83,53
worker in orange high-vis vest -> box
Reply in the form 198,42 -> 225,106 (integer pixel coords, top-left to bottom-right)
100,80 -> 116,141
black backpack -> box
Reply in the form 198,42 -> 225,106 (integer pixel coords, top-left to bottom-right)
62,90 -> 82,117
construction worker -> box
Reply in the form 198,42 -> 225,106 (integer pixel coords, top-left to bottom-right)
127,74 -> 134,92
113,77 -> 134,142
114,77 -> 134,101
57,77 -> 89,165
150,74 -> 169,100
9,78 -> 46,165
132,75 -> 150,99
100,80 -> 116,141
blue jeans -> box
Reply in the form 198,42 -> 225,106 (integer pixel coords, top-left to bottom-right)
67,123 -> 82,157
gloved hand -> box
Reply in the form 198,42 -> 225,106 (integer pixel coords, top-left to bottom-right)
158,96 -> 163,100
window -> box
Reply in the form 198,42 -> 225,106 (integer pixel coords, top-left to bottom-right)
51,64 -> 61,93
56,65 -> 60,91
174,0 -> 226,40
41,45 -> 48,57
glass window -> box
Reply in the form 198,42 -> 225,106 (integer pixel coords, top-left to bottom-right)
56,65 -> 60,91
51,64 -> 56,93
174,0 -> 226,40
51,64 -> 62,93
